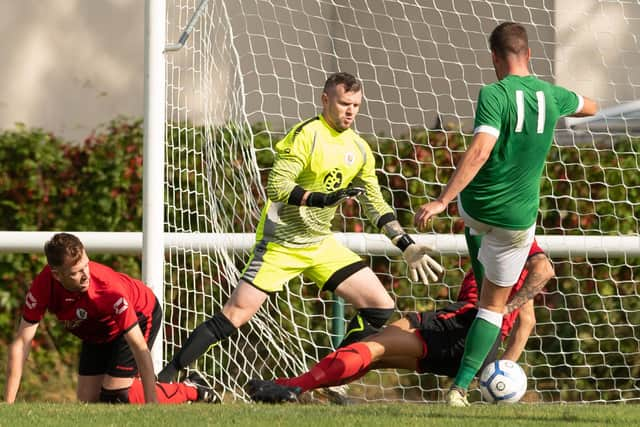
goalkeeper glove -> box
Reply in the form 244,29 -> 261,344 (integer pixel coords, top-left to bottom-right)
305,186 -> 365,208
394,234 -> 444,283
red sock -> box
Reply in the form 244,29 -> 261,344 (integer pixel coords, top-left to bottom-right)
127,378 -> 199,404
276,342 -> 372,392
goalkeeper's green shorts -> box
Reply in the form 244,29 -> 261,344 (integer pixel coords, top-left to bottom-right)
240,235 -> 364,293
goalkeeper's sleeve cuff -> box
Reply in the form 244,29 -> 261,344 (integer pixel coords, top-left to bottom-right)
377,213 -> 396,229
287,185 -> 306,206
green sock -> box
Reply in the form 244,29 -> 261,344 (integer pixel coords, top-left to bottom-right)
464,227 -> 485,287
454,317 -> 501,389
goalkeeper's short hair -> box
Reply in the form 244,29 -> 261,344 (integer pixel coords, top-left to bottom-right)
324,72 -> 361,94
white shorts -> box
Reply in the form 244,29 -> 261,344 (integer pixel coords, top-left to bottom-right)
458,198 -> 535,287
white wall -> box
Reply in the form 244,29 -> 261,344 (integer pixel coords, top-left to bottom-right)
555,0 -> 640,107
1,1 -> 638,141
0,0 -> 144,141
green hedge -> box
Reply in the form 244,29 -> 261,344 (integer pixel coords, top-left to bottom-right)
1,118 -> 638,402
0,119 -> 145,401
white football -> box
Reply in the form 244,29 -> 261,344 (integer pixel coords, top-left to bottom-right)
479,359 -> 527,403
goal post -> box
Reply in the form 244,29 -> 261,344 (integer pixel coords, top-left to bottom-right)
143,0 -> 167,374
156,0 -> 640,403
3,231 -> 636,257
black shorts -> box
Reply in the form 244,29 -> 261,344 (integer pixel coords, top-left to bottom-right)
78,300 -> 161,378
406,301 -> 500,377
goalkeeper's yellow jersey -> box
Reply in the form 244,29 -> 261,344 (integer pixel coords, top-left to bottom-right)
257,114 -> 394,247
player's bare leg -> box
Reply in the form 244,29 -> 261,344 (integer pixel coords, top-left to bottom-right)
102,375 -> 134,390
334,268 -> 394,308
77,374 -> 105,402
318,317 -> 422,404
97,375 -> 134,403
222,280 -> 270,327
365,317 -> 425,369
158,280 -> 268,382
79,374 -> 141,403
478,279 -> 512,314
259,318 -> 423,395
334,268 -> 395,347
248,317 -> 424,403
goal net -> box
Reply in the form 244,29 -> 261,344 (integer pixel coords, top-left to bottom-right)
163,0 -> 640,403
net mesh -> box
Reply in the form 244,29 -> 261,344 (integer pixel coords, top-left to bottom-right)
164,0 -> 640,403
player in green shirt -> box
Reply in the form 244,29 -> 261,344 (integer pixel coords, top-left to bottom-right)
158,72 -> 443,382
414,22 -> 597,406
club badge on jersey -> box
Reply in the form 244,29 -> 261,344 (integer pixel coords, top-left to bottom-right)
63,308 -> 88,330
344,152 -> 355,166
323,168 -> 343,191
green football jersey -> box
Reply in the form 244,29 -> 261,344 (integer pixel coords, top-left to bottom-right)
259,114 -> 394,247
460,75 -> 582,229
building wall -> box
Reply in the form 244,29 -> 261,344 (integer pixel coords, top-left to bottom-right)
1,1 -> 638,141
0,0 -> 145,141
555,1 -> 640,105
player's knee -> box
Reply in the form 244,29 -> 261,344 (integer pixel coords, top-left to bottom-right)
365,282 -> 395,309
346,307 -> 394,333
99,387 -> 130,403
222,293 -> 264,328
77,390 -> 100,403
377,295 -> 395,310
76,382 -> 101,403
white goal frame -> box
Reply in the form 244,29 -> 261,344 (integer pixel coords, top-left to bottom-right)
143,0 -> 640,403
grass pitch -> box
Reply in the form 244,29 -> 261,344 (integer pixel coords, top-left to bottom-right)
1,402 -> 638,427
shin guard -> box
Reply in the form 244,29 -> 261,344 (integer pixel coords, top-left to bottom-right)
338,307 -> 393,347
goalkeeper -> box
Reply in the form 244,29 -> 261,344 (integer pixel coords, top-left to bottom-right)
248,240 -> 553,403
158,72 -> 443,382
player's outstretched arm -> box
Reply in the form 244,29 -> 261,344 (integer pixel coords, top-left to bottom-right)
4,319 -> 39,403
571,96 -> 598,118
381,219 -> 443,284
505,253 -> 555,315
414,132 -> 497,231
502,253 -> 555,361
501,300 -> 536,362
124,325 -> 158,404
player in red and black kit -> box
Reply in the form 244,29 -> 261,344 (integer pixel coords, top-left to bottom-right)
248,240 -> 554,402
4,233 -> 214,404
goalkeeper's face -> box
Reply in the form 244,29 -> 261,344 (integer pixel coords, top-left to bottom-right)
52,250 -> 91,293
322,83 -> 362,132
